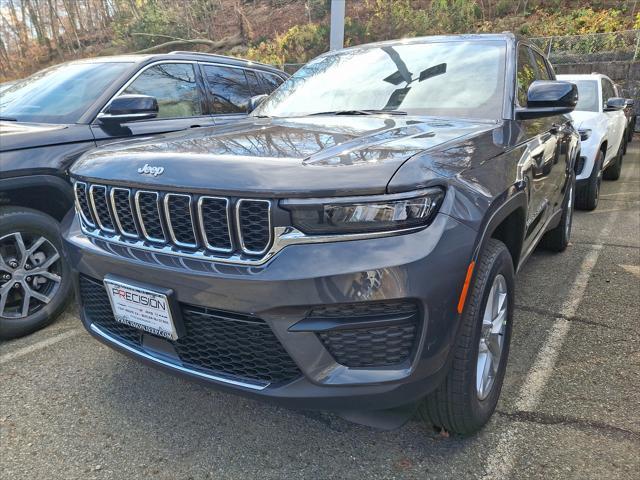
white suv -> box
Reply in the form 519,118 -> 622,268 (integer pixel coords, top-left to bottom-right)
557,73 -> 627,210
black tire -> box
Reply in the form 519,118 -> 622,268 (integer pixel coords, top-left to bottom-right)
540,173 -> 575,252
417,239 -> 514,435
622,131 -> 628,155
603,140 -> 623,181
0,207 -> 72,339
575,150 -> 603,210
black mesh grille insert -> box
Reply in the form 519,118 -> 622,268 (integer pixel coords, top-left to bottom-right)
91,186 -> 114,230
79,276 -> 301,385
176,307 -> 301,383
137,192 -> 165,242
166,195 -> 196,246
80,276 -> 142,345
112,189 -> 138,236
312,301 -> 420,368
238,200 -> 271,253
75,183 -> 94,225
199,197 -> 232,251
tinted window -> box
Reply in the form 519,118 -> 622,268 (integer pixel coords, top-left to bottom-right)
531,50 -> 551,80
122,63 -> 202,118
203,65 -> 251,114
517,46 -> 536,107
256,41 -> 507,120
245,70 -> 264,96
0,62 -> 131,123
572,80 -> 599,112
257,72 -> 284,93
601,79 -> 616,104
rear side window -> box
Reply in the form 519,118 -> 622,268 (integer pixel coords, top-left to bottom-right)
202,65 -> 251,114
257,72 -> 284,94
245,70 -> 263,96
531,50 -> 551,81
516,46 -> 536,106
122,63 -> 202,118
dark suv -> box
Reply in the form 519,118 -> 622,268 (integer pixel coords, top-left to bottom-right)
0,52 -> 287,338
63,34 -> 580,434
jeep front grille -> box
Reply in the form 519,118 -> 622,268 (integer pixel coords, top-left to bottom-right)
74,181 -> 272,257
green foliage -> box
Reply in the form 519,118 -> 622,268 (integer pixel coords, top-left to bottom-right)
363,0 -> 430,40
246,22 -> 329,66
113,0 -> 190,50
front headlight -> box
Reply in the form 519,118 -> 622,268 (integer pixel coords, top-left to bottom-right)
578,128 -> 592,141
281,188 -> 445,235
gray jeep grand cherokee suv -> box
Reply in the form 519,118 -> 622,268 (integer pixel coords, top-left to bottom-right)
62,34 -> 580,434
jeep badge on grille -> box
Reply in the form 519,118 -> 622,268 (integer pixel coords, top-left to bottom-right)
137,163 -> 165,176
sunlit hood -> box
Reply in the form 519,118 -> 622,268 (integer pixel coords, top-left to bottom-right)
71,116 -> 494,197
0,121 -> 85,151
567,111 -> 601,131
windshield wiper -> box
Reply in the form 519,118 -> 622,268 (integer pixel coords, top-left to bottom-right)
309,109 -> 407,116
0,116 -> 17,121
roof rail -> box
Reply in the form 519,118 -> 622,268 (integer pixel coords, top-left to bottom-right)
167,50 -> 280,70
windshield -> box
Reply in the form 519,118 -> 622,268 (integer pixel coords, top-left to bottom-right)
255,40 -> 506,120
0,61 -> 132,123
571,80 -> 599,113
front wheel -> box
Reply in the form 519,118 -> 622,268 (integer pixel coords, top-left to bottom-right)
540,173 -> 575,252
575,150 -> 602,210
603,140 -> 624,181
417,239 -> 514,435
0,207 -> 72,339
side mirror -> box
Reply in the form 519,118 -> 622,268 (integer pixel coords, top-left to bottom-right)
248,94 -> 268,113
604,97 -> 626,111
624,98 -> 634,108
516,80 -> 578,120
98,94 -> 159,123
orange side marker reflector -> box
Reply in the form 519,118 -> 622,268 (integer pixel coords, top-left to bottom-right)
457,261 -> 476,314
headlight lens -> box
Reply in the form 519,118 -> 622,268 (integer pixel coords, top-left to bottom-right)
579,128 -> 592,141
282,188 -> 444,234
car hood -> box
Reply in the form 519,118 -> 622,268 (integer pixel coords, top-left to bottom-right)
0,121 -> 90,151
71,115 -> 495,197
567,111 -> 601,131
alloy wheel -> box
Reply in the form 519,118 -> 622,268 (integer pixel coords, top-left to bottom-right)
0,232 -> 62,319
476,274 -> 508,400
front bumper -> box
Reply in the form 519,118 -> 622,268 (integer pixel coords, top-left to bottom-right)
62,210 -> 477,411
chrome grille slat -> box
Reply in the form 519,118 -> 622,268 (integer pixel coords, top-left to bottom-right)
164,193 -> 198,248
236,199 -> 272,255
89,185 -> 115,233
74,181 -> 95,227
75,182 -> 272,259
135,191 -> 166,243
110,188 -> 138,238
198,196 -> 233,253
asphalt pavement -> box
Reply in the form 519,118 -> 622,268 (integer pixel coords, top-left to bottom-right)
1,142 -> 639,480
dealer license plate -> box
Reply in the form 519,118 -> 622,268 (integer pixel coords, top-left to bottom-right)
104,278 -> 179,340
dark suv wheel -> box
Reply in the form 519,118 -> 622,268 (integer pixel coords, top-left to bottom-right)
0,207 -> 72,339
417,239 -> 514,435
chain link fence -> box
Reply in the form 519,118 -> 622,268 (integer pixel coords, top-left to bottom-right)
531,30 -> 638,123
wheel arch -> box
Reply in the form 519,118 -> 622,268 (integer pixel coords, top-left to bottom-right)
472,191 -> 528,271
0,175 -> 74,222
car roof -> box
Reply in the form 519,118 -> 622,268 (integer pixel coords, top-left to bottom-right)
337,33 -> 517,51
61,52 -> 285,75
